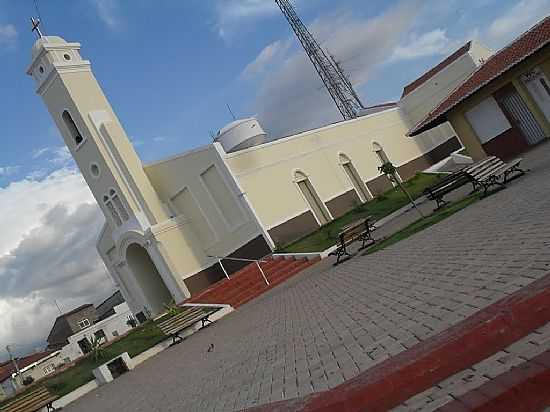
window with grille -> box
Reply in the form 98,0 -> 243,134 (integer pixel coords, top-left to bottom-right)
103,189 -> 129,226
77,318 -> 90,329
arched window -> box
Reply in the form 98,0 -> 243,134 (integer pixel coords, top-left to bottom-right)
103,189 -> 129,226
62,111 -> 84,146
110,189 -> 130,221
339,153 -> 371,202
294,171 -> 331,226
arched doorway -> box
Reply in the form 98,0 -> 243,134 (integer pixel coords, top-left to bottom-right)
126,244 -> 173,317
339,153 -> 372,202
294,170 -> 332,226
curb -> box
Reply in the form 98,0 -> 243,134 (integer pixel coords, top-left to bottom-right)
438,350 -> 550,411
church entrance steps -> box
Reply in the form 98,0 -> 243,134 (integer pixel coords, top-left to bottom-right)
186,256 -> 319,308
245,271 -> 550,412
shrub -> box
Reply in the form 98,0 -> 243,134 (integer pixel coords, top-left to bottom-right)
22,376 -> 34,386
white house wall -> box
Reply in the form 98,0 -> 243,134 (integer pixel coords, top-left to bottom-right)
465,96 -> 512,144
60,304 -> 133,362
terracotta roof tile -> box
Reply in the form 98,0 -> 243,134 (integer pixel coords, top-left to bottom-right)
409,16 -> 550,136
0,351 -> 55,382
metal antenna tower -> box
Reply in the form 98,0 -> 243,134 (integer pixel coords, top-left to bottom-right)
275,0 -> 364,120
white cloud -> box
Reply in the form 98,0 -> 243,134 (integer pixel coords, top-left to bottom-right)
92,0 -> 121,29
0,166 -> 19,177
219,0 -> 276,20
242,40 -> 292,79
390,29 -> 459,62
215,0 -> 303,39
243,1 -> 420,137
0,168 -> 113,353
0,168 -> 94,257
32,146 -> 74,167
0,23 -> 17,49
485,0 -> 550,46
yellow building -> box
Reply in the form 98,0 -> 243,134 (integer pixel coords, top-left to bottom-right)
28,33 -> 490,319
410,17 -> 550,160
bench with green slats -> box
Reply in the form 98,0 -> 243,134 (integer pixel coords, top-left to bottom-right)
156,306 -> 219,345
1,385 -> 58,412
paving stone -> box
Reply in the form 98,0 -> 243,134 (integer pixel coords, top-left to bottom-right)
62,145 -> 550,412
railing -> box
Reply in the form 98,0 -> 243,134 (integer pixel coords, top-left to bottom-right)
208,255 -> 270,286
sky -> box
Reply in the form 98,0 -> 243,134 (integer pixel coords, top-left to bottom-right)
0,0 -> 549,360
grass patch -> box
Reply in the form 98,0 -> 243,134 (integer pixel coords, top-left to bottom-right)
364,194 -> 480,255
279,173 -> 442,253
43,321 -> 165,398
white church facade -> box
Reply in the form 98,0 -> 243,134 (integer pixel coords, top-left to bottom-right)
28,35 -> 491,320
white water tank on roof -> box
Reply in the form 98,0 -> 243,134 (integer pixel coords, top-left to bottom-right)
215,118 -> 267,153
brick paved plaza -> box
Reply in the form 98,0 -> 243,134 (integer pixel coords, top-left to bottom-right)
64,144 -> 550,412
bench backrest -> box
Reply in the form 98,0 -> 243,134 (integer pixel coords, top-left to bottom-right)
156,306 -> 218,335
338,219 -> 370,243
424,171 -> 472,197
1,386 -> 57,412
465,157 -> 505,180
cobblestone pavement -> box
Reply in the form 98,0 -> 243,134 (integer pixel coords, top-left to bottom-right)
392,321 -> 550,412
64,143 -> 550,412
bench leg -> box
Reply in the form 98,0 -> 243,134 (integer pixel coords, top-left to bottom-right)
172,333 -> 183,345
47,402 -> 58,412
359,233 -> 375,250
202,317 -> 213,328
469,181 -> 478,194
504,165 -> 528,183
434,197 -> 448,211
481,178 -> 505,197
333,247 -> 351,265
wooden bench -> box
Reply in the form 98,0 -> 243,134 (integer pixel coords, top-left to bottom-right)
465,156 -> 526,195
1,386 -> 59,412
156,306 -> 219,345
423,170 -> 474,210
424,156 -> 527,208
329,217 -> 376,265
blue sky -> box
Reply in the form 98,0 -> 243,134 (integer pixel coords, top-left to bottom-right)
1,0 -> 547,182
0,0 -> 548,356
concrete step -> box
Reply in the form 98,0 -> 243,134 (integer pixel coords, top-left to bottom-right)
186,257 -> 317,308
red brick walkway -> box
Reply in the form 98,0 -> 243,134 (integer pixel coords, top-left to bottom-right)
438,350 -> 550,411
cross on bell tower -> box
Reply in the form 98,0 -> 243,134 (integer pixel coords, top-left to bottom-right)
31,17 -> 43,39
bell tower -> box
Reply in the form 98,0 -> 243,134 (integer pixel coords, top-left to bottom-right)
27,32 -> 169,236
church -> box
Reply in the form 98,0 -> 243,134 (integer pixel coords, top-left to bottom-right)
27,34 -> 492,320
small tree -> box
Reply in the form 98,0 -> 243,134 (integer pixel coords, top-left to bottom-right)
378,162 -> 424,219
90,337 -> 106,363
22,376 -> 34,386
163,301 -> 180,317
